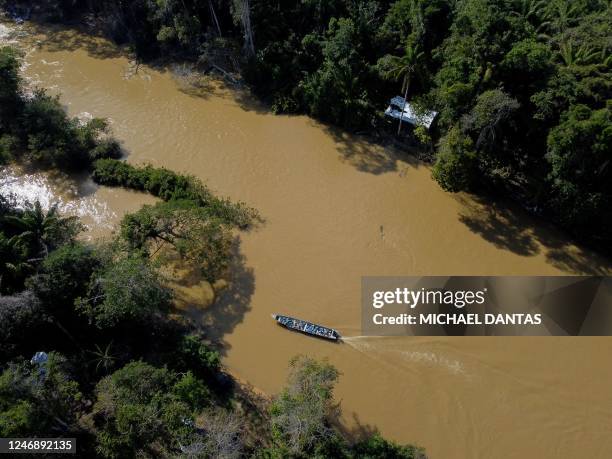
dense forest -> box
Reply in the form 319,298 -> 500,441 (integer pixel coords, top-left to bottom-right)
2,0 -> 610,254
0,45 -> 425,457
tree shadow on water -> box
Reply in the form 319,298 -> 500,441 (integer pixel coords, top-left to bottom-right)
544,245 -> 611,275
333,412 -> 379,444
319,124 -> 425,175
166,63 -> 272,114
26,22 -> 127,60
229,86 -> 273,115
177,237 -> 255,356
457,194 -> 541,257
456,194 -> 612,274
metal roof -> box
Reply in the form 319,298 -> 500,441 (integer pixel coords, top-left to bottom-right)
385,97 -> 438,129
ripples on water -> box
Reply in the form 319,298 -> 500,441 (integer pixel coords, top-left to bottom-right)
344,336 -> 468,377
1,22 -> 116,232
0,168 -> 117,232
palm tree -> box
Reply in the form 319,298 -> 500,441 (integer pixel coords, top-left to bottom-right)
88,342 -> 117,373
511,0 -> 546,22
380,42 -> 424,135
2,201 -> 80,259
559,40 -> 600,67
511,0 -> 547,34
3,201 -> 56,259
602,49 -> 612,68
539,0 -> 579,38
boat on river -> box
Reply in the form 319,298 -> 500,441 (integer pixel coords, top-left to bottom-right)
272,314 -> 341,341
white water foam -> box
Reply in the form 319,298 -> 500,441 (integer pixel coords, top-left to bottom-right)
0,168 -> 116,230
343,336 -> 469,377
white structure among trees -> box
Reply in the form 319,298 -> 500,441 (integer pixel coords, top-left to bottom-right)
384,96 -> 437,129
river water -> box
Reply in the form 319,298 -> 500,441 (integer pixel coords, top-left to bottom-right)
3,21 -> 612,458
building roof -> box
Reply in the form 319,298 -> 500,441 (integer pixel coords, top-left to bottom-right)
31,351 -> 48,365
384,96 -> 438,129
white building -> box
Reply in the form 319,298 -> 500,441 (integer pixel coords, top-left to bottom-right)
384,96 -> 437,129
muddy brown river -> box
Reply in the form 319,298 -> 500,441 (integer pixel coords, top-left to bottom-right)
3,21 -> 612,458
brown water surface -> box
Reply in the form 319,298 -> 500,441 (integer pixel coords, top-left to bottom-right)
4,21 -> 612,458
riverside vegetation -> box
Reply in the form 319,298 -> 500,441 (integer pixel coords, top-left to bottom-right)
0,46 -> 425,457
2,0 -> 611,255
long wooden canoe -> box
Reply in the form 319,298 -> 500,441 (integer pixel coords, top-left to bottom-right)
272,314 -> 341,341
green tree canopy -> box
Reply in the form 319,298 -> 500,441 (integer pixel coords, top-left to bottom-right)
92,361 -> 205,458
76,255 -> 172,328
270,355 -> 340,456
0,352 -> 82,437
120,200 -> 233,282
546,103 -> 612,235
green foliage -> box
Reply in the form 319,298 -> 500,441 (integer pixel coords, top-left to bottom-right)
377,42 -> 424,94
177,334 -> 221,375
0,200 -> 83,293
0,352 -> 82,437
501,39 -> 554,94
92,159 -> 258,228
0,46 -> 21,130
270,355 -> 340,456
432,126 -> 478,191
413,125 -> 432,147
92,361 -> 199,458
546,103 -> 612,235
264,355 -> 425,458
352,433 -> 426,459
16,90 -> 119,169
0,292 -> 45,362
416,0 -> 612,249
0,45 -> 120,171
463,89 -> 520,162
76,255 -> 172,328
19,90 -> 81,167
27,243 -> 100,316
301,16 -> 375,129
172,371 -> 210,410
0,134 -> 18,164
120,200 -> 233,281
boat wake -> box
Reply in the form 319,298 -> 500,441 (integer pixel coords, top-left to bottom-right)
341,336 -> 379,352
342,336 -> 470,378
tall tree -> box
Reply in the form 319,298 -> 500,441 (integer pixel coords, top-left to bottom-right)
270,356 -> 339,455
378,41 -> 424,134
232,0 -> 255,56
2,202 -> 81,261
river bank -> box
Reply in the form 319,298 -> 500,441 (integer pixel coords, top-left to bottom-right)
3,19 -> 612,458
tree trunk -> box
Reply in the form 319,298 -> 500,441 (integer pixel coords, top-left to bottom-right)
397,76 -> 410,136
241,0 -> 255,57
208,0 -> 222,37
54,319 -> 83,351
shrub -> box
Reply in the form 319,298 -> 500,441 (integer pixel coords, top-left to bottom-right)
177,334 -> 221,375
432,126 -> 478,192
92,159 -> 259,228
